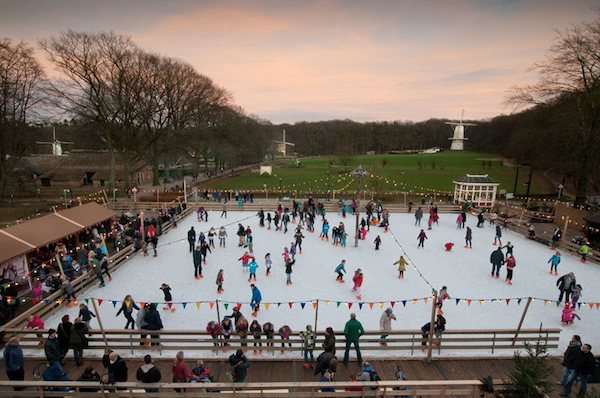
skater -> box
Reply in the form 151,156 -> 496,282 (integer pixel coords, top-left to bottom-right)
282,212 -> 290,233
78,304 -> 96,329
351,268 -> 363,300
300,325 -> 316,366
200,240 -> 211,264
193,244 -> 203,279
335,260 -> 347,282
561,303 -> 581,326
490,247 -> 504,279
282,246 -> 290,263
289,242 -> 296,261
248,259 -> 259,282
187,227 -> 196,252
571,284 -> 583,308
502,241 -> 514,258
456,213 -> 463,229
505,255 -> 516,285
465,226 -> 472,248
379,307 -> 396,345
548,251 -> 561,275
236,223 -> 245,247
258,209 -> 265,227
160,283 -> 174,312
578,243 -> 590,263
493,225 -> 502,246
414,207 -> 423,226
116,295 -> 140,329
394,255 -> 407,279
374,235 -> 381,250
528,224 -> 536,239
360,226 -> 368,240
246,230 -> 254,254
208,227 -> 216,249
285,258 -> 295,285
551,227 -> 562,249
477,212 -> 485,228
444,242 -> 454,251
250,284 -> 262,317
557,272 -> 576,303
436,286 -> 450,313
265,253 -> 272,276
266,212 -> 272,229
294,229 -> 305,253
417,229 -> 427,248
218,226 -> 227,247
221,202 -> 227,218
320,220 -> 330,240
238,251 -> 254,273
216,269 -> 224,294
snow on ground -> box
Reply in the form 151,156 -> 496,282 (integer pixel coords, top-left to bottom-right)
43,209 -> 600,359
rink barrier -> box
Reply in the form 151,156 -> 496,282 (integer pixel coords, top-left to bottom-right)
0,379 -> 504,397
5,328 -> 560,357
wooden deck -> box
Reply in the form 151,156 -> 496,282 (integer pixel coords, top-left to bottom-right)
0,356 -> 569,397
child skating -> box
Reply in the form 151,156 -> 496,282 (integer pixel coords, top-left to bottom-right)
394,255 -> 407,279
417,229 -> 427,248
160,283 -> 175,312
561,303 -> 581,326
216,269 -> 224,294
548,251 -> 561,275
352,268 -> 364,300
335,260 -> 347,283
248,259 -> 259,282
265,253 -> 272,276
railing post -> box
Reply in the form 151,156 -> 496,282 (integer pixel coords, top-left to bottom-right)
512,297 -> 532,346
426,290 -> 438,362
491,332 -> 496,354
130,331 -> 134,355
411,332 -> 415,356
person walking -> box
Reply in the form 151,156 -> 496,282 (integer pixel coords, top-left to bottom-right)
560,335 -> 581,386
379,308 -> 396,346
560,344 -> 595,397
557,272 -> 576,303
343,313 -> 365,366
3,337 -> 24,390
187,227 -> 196,253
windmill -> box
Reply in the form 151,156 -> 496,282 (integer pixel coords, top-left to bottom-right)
273,129 -> 295,157
36,127 -> 74,156
446,110 -> 476,151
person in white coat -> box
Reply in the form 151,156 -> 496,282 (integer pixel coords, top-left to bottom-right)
379,308 -> 396,346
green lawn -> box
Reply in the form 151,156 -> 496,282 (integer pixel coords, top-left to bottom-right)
206,152 -> 551,196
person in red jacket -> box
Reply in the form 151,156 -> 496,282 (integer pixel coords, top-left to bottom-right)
505,255 -> 517,285
172,351 -> 192,390
352,269 -> 364,300
417,230 -> 427,248
238,252 -> 254,273
26,314 -> 45,345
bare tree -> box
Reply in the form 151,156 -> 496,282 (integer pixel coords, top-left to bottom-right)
508,15 -> 600,205
0,39 -> 45,198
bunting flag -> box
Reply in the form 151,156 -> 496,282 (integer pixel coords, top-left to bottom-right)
265,303 -> 270,311
325,301 -> 331,305
412,299 -> 417,305
467,299 -> 472,306
390,301 -> 396,308
402,300 -> 407,307
589,303 -> 594,310
300,302 -> 306,309
112,300 -> 117,308
544,300 -> 549,306
596,303 -> 600,309
199,302 -> 204,310
97,299 -> 103,306
337,302 -> 341,308
84,298 -> 89,304
167,302 -> 173,309
479,300 -> 484,305
358,302 -> 364,310
277,303 -> 282,307
347,302 -> 353,309
505,299 -> 510,305
312,302 -> 318,309
379,302 -> 384,309
287,302 -> 293,309
578,303 -> 582,309
182,302 -> 187,309
237,303 -> 242,310
424,298 -> 428,304
368,302 -> 374,310
517,299 -> 522,306
57,298 -> 63,305
44,299 -> 50,305
455,298 -> 461,305
224,303 -> 229,310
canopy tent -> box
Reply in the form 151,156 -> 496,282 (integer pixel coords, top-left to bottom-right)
0,202 -> 115,264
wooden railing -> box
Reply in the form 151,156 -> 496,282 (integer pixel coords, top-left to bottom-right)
0,379 -> 503,397
4,328 -> 559,357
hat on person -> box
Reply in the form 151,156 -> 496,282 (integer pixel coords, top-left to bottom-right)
326,327 -> 334,334
48,328 -> 56,335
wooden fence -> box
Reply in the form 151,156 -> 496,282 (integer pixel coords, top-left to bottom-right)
0,379 -> 502,397
4,327 -> 560,358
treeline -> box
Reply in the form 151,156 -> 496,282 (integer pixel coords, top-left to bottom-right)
0,32 -> 272,198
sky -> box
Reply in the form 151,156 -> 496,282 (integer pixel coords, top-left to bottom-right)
1,0 -> 598,123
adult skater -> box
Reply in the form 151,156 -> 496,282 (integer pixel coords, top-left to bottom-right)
285,258 -> 295,285
414,207 -> 423,226
490,247 -> 505,279
221,202 -> 227,218
236,223 -> 245,247
257,209 -> 265,227
551,227 -> 562,249
557,272 -> 576,303
187,227 -> 196,253
493,225 -> 502,246
394,255 -> 407,279
374,235 -> 381,250
294,229 -> 305,253
250,284 -> 262,317
208,227 -> 216,249
238,252 -> 254,273
548,251 -> 561,275
218,226 -> 227,247
116,295 -> 140,329
192,244 -> 203,279
417,229 -> 427,248
465,226 -> 473,248
160,283 -> 174,312
477,212 -> 485,228
342,313 -> 364,366
505,255 -> 516,285
265,253 -> 272,276
216,270 -> 224,294
335,260 -> 347,283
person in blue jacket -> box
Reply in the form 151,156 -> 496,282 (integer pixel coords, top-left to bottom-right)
548,251 -> 561,276
248,260 -> 259,282
3,337 -> 24,389
335,260 -> 347,283
250,284 -> 262,317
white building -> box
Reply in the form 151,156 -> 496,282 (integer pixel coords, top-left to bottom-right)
453,174 -> 499,208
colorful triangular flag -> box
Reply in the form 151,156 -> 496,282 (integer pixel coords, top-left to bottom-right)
347,302 -> 353,309
467,299 -> 472,306
198,302 -> 204,310
589,303 -> 594,310
182,302 -> 187,309
505,299 -> 510,305
312,302 -> 318,309
112,300 -> 117,308
368,302 -> 374,310
265,303 -> 270,311
224,303 -> 229,310
390,301 -> 396,308
517,299 -> 522,306
167,302 -> 173,309
288,302 -> 294,309
98,299 -> 103,306
402,300 -> 407,307
358,302 -> 363,310
300,302 -> 306,309
336,301 -> 341,308
379,302 -> 384,309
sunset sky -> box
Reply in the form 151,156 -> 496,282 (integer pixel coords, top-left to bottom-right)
1,0 -> 597,123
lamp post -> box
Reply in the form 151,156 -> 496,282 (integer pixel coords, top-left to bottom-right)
351,165 -> 368,248
558,184 -> 564,200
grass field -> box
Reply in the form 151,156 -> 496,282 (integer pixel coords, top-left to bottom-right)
204,151 -> 552,196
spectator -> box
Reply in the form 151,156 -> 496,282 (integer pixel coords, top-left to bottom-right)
57,314 -> 73,361
379,307 -> 396,346
560,344 -> 595,397
69,317 -> 89,367
356,361 -> 380,391
43,361 -> 70,391
77,366 -> 101,393
343,313 -> 365,365
144,303 -> 163,347
3,336 -> 24,390
314,351 -> 336,377
206,321 -> 221,349
228,349 -> 250,382
106,351 -> 128,384
44,329 -> 62,366
137,303 -> 149,346
136,354 -> 162,392
300,325 -> 316,366
323,327 -> 336,354
320,371 -> 335,392
172,351 -> 193,391
191,360 -> 212,382
26,314 -> 45,345
560,335 -> 582,385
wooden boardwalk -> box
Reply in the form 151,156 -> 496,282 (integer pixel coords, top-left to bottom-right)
0,356 -> 569,397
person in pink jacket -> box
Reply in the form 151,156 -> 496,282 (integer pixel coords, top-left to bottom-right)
561,304 -> 581,326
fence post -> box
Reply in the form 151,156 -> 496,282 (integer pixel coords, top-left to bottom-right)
512,297 -> 532,346
426,290 -> 438,362
313,299 -> 319,333
562,216 -> 569,247
491,332 -> 496,354
91,298 -> 109,349
216,299 -> 222,354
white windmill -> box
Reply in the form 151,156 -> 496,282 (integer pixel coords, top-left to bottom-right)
446,110 -> 476,151
36,127 -> 74,156
273,129 -> 295,157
